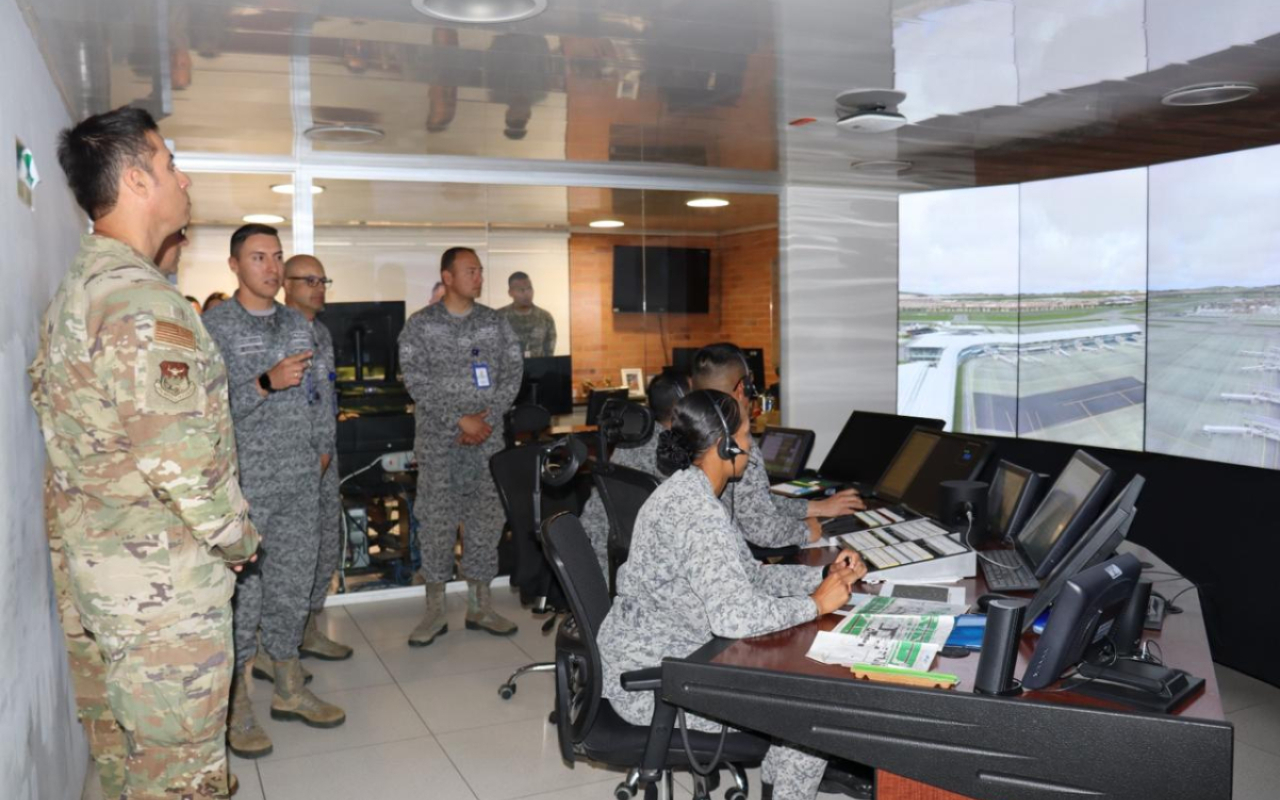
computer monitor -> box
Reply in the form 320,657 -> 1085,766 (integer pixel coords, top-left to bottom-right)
1021,553 -> 1141,690
987,461 -> 1042,542
1021,474 -> 1145,632
1014,450 -> 1115,579
818,411 -> 946,485
516,356 -> 573,416
317,301 -> 405,383
758,427 -> 816,483
872,427 -> 943,505
899,432 -> 993,519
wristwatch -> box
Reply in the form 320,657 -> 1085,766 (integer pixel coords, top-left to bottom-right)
258,373 -> 276,393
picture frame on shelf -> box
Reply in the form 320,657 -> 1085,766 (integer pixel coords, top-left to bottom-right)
621,368 -> 644,397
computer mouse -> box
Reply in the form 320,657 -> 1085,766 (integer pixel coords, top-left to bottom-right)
976,593 -> 1017,613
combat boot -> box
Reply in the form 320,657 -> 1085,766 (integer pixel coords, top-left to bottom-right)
300,611 -> 353,660
270,658 -> 346,728
251,656 -> 312,685
211,770 -> 239,798
465,579 -> 518,636
227,671 -> 273,759
407,582 -> 448,647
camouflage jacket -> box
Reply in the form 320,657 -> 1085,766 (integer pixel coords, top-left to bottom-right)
497,303 -> 556,358
29,235 -> 254,637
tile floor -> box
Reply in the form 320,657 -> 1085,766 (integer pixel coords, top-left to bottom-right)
80,587 -> 1280,800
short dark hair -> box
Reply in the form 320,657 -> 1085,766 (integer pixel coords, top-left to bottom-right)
508,271 -> 531,286
57,106 -> 160,220
230,223 -> 280,258
647,372 -> 690,424
691,342 -> 747,388
441,247 -> 477,274
203,291 -> 227,307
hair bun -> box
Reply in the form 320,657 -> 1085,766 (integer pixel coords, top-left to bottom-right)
656,428 -> 695,476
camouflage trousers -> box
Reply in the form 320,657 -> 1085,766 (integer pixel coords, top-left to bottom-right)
309,463 -> 343,612
94,606 -> 234,800
415,478 -> 505,584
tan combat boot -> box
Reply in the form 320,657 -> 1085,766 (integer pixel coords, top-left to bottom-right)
270,658 -> 346,728
407,582 -> 448,647
299,612 -> 353,660
211,770 -> 239,798
465,579 -> 518,636
251,655 -> 312,685
227,671 -> 273,759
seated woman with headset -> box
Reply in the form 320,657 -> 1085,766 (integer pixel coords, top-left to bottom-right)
597,389 -> 867,800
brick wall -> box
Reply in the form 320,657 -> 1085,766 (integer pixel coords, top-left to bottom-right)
568,226 -> 780,396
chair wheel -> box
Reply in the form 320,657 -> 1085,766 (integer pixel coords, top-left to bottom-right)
725,790 -> 746,800
498,683 -> 516,700
614,783 -> 636,800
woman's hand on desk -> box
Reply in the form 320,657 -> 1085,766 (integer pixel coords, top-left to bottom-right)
832,550 -> 868,582
811,567 -> 858,615
807,489 -> 865,518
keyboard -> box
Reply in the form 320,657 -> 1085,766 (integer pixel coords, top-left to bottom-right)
823,505 -> 910,535
980,549 -> 1040,592
837,518 -> 967,571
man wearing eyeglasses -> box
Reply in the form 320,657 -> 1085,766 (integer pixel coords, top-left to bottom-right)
284,256 -> 354,664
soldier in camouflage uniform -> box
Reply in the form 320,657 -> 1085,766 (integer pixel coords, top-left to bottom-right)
399,247 -> 524,646
31,107 -> 258,800
497,271 -> 556,357
598,390 -> 866,800
204,226 -> 346,759
283,254 -> 354,661
579,372 -> 688,579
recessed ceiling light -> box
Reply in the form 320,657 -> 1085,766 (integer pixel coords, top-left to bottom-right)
686,197 -> 730,208
243,214 -> 286,224
589,219 -> 625,228
1161,82 -> 1258,107
850,159 -> 913,175
303,123 -> 385,144
271,183 -> 326,195
410,0 -> 547,24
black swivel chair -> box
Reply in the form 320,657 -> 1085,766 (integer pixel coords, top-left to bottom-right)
503,403 -> 552,448
542,511 -> 766,800
592,464 -> 661,596
586,388 -> 629,425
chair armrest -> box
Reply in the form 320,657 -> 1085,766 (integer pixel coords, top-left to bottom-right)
620,666 -> 663,693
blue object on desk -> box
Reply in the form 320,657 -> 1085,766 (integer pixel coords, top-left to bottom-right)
944,614 -> 988,650
1030,608 -> 1051,635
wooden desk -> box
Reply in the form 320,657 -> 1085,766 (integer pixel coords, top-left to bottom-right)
661,542 -> 1231,800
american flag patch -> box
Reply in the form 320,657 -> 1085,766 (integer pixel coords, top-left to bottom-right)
155,320 -> 197,351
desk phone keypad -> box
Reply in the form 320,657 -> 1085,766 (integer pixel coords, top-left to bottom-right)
838,519 -> 966,570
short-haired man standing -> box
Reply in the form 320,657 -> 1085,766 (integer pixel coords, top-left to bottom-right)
31,106 -> 258,799
283,254 -> 353,661
497,271 -> 556,357
399,247 -> 524,646
691,343 -> 865,548
204,225 -> 346,759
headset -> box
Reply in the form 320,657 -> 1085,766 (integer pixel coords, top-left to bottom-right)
707,393 -> 746,463
734,349 -> 758,401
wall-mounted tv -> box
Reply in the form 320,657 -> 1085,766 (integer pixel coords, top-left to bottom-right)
612,245 -> 712,314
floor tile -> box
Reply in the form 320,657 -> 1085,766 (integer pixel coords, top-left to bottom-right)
296,638 -> 396,695
247,683 -> 429,762
228,753 -> 265,800
400,663 -> 555,734
1234,741 -> 1280,800
437,717 -> 624,800
347,595 -> 432,644
372,628 -> 532,684
1217,664 -> 1280,714
258,736 -> 475,800
1229,702 -> 1280,758
509,777 -> 624,800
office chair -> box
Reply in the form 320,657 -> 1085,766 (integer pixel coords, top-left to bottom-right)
592,464 -> 661,596
541,511 -> 765,800
503,403 -> 552,448
586,388 -> 629,426
492,435 -> 588,699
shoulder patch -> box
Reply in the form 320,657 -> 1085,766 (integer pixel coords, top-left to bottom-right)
155,320 -> 197,351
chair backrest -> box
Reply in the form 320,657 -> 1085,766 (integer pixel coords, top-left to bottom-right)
503,403 -> 552,448
586,388 -> 629,425
542,512 -> 612,743
490,445 -> 546,594
593,464 -> 661,591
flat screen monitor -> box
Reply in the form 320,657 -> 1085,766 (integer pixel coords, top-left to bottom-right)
516,356 -> 573,416
1021,474 -> 1145,632
612,245 -> 711,313
1022,553 -> 1141,690
759,427 -> 815,483
900,432 -> 993,519
819,411 -> 946,485
1015,451 -> 1115,579
987,461 -> 1041,542
317,301 -> 405,383
873,427 -> 942,504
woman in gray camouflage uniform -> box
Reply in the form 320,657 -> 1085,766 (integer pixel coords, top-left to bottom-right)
598,389 -> 866,800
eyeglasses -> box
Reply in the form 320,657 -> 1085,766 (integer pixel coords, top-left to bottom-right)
286,276 -> 333,288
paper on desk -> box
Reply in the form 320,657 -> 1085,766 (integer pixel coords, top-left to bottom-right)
877,583 -> 968,607
807,597 -> 956,671
801,536 -> 837,550
846,593 -> 970,618
808,631 -> 942,671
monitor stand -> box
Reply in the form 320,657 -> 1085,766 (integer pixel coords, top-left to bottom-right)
1069,659 -> 1204,714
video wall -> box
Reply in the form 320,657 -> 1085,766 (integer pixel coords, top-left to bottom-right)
898,143 -> 1280,470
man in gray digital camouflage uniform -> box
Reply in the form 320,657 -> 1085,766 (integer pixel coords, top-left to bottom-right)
283,254 -> 353,661
399,247 -> 524,646
31,106 -> 258,799
497,271 -> 556,357
204,224 -> 346,759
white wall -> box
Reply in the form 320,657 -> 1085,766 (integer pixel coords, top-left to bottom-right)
179,225 -> 572,355
0,2 -> 91,798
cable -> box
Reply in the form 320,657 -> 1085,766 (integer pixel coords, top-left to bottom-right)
963,506 -> 1008,569
1164,584 -> 1201,614
677,709 -> 728,777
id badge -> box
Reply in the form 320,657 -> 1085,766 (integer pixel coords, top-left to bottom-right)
473,362 -> 492,389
